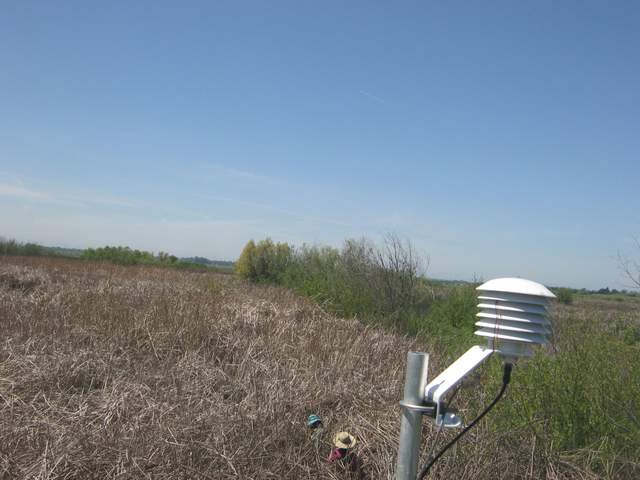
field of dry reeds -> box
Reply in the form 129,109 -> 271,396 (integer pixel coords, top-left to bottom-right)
0,257 -> 637,479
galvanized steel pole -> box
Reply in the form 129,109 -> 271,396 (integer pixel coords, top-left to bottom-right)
396,351 -> 429,480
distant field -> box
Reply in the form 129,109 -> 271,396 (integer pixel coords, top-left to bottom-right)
1,256 -> 638,479
576,292 -> 640,306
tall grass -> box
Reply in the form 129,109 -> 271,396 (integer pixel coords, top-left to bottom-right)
0,256 -> 422,479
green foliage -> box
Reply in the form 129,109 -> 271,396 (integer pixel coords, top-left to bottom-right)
278,236 -> 428,325
235,239 -> 292,283
1,236 -> 231,272
278,239 -> 478,350
237,236 -> 421,320
416,284 -> 478,353
282,242 -> 380,318
80,246 -> 188,267
622,323 -> 640,346
286,244 -> 333,311
235,240 -> 256,279
83,246 -> 152,265
492,316 -> 640,474
46,246 -> 83,257
555,287 -> 574,305
0,238 -> 48,257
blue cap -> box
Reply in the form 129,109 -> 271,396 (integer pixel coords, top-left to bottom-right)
307,414 -> 322,427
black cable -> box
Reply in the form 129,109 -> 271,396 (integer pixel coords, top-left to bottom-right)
417,362 -> 513,480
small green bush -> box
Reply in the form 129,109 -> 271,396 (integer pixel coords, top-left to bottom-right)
235,238 -> 292,283
555,287 -> 574,305
622,323 -> 640,346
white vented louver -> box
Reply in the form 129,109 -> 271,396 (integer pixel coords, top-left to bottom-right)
475,278 -> 556,359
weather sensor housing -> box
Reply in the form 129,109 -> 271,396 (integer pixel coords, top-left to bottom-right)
475,277 -> 555,360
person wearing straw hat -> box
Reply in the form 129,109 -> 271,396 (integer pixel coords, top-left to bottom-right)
328,431 -> 368,478
327,432 -> 356,462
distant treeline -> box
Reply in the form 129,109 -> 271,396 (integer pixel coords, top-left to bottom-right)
81,246 -> 181,266
582,286 -> 634,295
0,238 -> 51,257
0,238 -> 233,272
180,256 -> 235,269
551,285 -> 637,298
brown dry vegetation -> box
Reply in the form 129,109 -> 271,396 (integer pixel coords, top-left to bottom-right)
0,257 -> 635,479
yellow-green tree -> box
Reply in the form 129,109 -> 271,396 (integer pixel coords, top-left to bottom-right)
235,238 -> 292,283
235,239 -> 257,280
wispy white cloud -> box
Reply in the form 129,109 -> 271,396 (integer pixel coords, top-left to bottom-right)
0,176 -> 136,209
62,192 -> 136,208
0,183 -> 51,200
359,90 -> 386,104
195,192 -> 353,228
237,199 -> 353,228
206,164 -> 283,186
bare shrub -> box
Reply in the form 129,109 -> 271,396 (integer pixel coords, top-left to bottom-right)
271,234 -> 429,327
618,236 -> 640,289
372,233 -> 426,321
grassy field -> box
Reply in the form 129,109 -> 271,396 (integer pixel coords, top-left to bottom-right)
1,256 -> 638,479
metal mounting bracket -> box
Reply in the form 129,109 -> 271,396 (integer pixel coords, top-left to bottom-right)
424,345 -> 494,420
398,399 -> 436,416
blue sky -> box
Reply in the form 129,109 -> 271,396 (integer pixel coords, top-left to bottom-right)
1,1 -> 639,289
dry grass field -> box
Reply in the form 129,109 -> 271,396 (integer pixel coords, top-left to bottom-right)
1,256 -> 637,479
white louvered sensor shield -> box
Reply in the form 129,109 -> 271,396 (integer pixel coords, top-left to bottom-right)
475,278 -> 556,359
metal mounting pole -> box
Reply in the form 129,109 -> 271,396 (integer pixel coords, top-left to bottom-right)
396,351 -> 429,480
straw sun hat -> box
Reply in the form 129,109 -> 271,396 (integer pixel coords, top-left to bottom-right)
333,432 -> 356,449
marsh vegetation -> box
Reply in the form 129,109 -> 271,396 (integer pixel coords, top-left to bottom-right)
1,251 -> 638,479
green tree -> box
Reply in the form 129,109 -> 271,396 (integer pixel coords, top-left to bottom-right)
235,239 -> 292,283
235,240 -> 257,280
